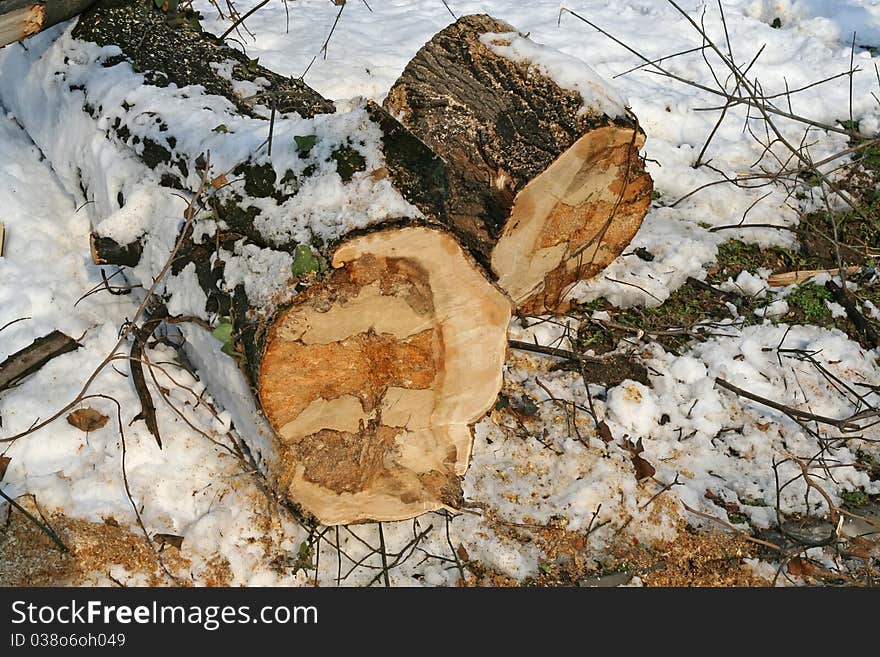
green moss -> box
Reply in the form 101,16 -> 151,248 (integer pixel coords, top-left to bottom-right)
786,284 -> 832,324
710,240 -> 801,283
841,490 -> 870,508
575,283 -> 738,354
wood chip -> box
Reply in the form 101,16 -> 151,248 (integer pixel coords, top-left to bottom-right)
153,533 -> 184,550
768,266 -> 861,287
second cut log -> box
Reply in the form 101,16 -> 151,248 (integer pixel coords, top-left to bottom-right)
385,15 -> 653,313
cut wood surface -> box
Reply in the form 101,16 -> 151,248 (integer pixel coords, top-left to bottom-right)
0,0 -> 95,48
385,15 -> 653,313
262,227 -> 509,523
0,2 -> 648,524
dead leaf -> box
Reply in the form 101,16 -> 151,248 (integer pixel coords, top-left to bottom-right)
755,421 -> 770,431
369,167 -> 388,182
0,456 -> 10,482
844,536 -> 879,560
631,454 -> 656,481
102,515 -> 120,528
66,408 -> 109,432
786,556 -> 814,578
211,174 -> 229,190
456,543 -> 470,563
154,533 -> 184,550
627,437 -> 655,481
597,421 -> 614,443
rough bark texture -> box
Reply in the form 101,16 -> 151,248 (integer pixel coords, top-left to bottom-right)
72,1 -> 332,118
0,331 -> 81,392
385,14 -> 654,312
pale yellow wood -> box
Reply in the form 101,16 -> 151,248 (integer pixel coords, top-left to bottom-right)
0,4 -> 44,49
259,226 -> 512,525
767,267 -> 862,287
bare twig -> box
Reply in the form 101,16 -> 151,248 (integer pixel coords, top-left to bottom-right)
825,280 -> 879,348
0,490 -> 68,553
715,377 -> 866,431
218,0 -> 270,42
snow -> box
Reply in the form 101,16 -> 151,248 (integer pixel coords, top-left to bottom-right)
723,271 -> 769,299
756,298 -> 790,317
220,240 -> 295,310
746,0 -> 880,45
1,0 -> 879,586
479,30 -> 627,118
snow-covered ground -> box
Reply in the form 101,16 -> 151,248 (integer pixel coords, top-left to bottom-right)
1,0 -> 879,586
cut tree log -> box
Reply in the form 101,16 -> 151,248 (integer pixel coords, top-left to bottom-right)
0,1 -> 512,525
0,2 -> 649,524
0,0 -> 95,48
385,15 -> 653,313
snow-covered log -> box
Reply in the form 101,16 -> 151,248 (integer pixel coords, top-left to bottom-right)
0,1 -> 512,525
0,2 -> 649,524
385,15 -> 654,313
0,0 -> 94,48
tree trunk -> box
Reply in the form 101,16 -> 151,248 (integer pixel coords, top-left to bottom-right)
385,15 -> 653,313
0,2 -> 650,524
0,0 -> 95,48
0,0 -> 512,525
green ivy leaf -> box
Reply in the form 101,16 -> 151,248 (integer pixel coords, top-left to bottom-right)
220,342 -> 240,357
212,124 -> 229,134
294,134 -> 317,156
246,57 -> 260,74
520,395 -> 539,416
212,318 -> 234,345
291,244 -> 322,276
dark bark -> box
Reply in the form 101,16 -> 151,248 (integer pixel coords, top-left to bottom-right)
0,331 -> 81,392
72,1 -> 332,118
385,14 -> 653,311
825,279 -> 880,348
90,233 -> 141,267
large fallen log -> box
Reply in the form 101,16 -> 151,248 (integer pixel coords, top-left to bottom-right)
0,1 -> 650,524
0,1 -> 511,525
385,15 -> 653,313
